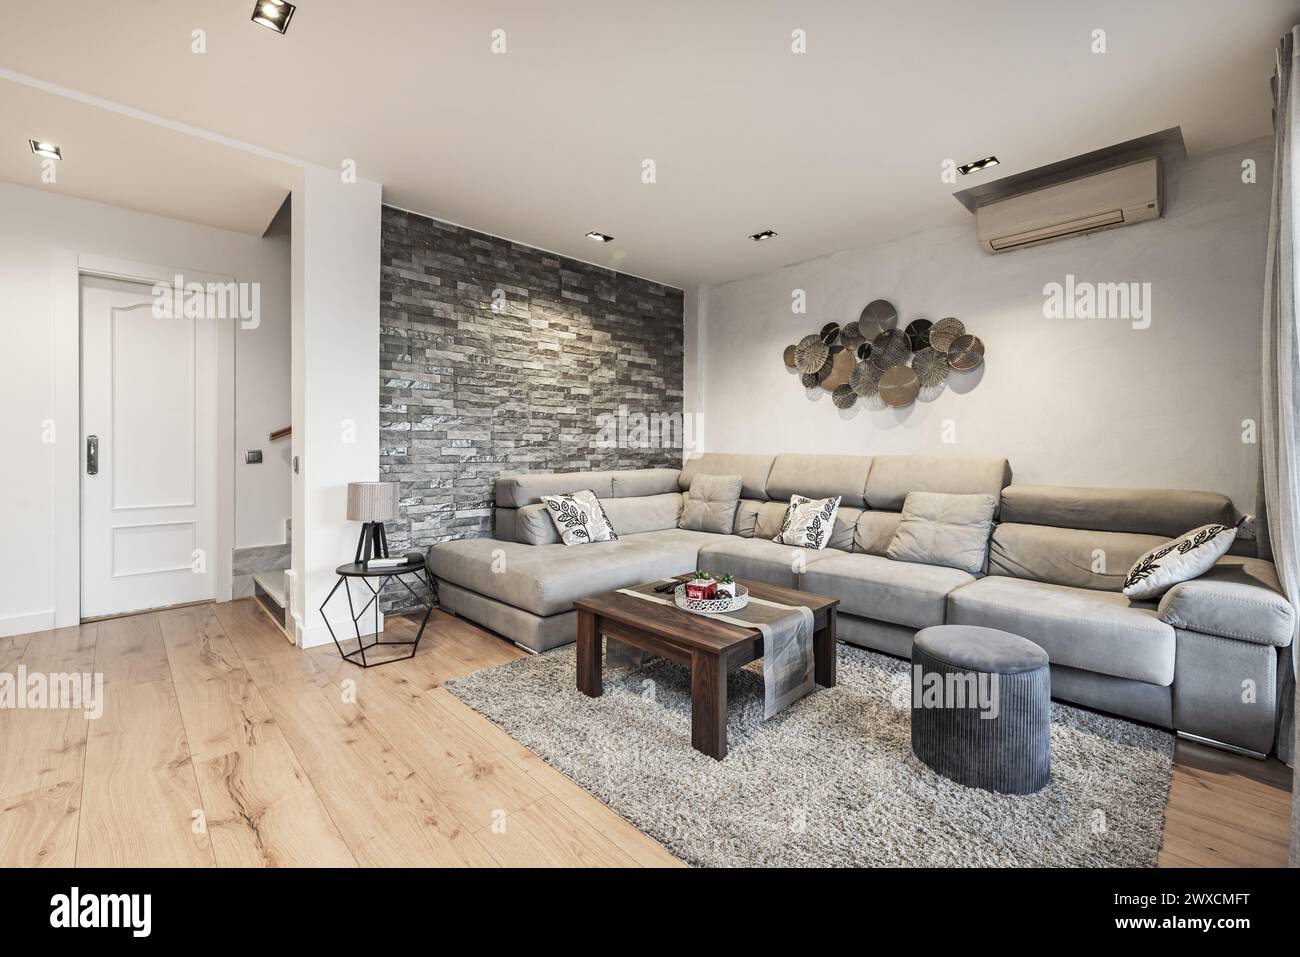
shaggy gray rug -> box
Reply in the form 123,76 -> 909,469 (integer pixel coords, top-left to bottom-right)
446,644 -> 1173,867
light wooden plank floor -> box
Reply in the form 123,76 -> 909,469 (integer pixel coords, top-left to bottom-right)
0,598 -> 1290,867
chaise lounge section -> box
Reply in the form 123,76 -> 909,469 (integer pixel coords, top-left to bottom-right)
427,452 -> 1295,756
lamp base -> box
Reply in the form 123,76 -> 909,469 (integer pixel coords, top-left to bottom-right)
354,522 -> 390,565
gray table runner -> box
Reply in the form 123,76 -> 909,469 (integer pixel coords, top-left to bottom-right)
611,581 -> 815,719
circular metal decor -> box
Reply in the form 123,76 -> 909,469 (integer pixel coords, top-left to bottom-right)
821,348 -> 856,391
912,347 -> 950,388
870,328 -> 912,370
878,364 -> 921,407
947,334 -> 985,371
929,317 -> 965,352
782,344 -> 798,368
794,335 -> 830,374
850,360 -> 883,397
839,322 -> 866,351
800,371 -> 823,388
858,299 -> 898,339
820,322 -> 841,344
856,341 -> 874,363
905,318 -> 934,352
832,384 -> 858,409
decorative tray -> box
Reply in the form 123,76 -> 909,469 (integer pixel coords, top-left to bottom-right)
674,584 -> 750,615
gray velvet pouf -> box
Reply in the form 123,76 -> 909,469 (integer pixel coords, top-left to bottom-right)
911,624 -> 1051,795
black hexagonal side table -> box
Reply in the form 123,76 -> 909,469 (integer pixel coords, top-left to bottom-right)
319,559 -> 439,667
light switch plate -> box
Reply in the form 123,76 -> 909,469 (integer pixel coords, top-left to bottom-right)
245,449 -> 263,464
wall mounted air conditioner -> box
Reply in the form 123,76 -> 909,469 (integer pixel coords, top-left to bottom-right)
974,157 -> 1161,253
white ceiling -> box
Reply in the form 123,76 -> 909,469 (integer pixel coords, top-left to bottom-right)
0,0 -> 1293,287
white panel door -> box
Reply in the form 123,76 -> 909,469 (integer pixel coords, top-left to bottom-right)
81,276 -> 217,618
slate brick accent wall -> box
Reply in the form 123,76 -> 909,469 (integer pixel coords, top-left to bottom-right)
379,206 -> 685,555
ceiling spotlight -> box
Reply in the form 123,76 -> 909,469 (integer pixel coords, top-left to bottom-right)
958,155 -> 1000,175
28,140 -> 61,160
252,0 -> 295,34
749,229 -> 778,241
585,231 -> 614,242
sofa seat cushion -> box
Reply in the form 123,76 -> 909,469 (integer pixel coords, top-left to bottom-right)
801,554 -> 975,629
947,577 -> 1175,685
427,532 -> 705,617
1157,556 -> 1295,647
697,536 -> 842,589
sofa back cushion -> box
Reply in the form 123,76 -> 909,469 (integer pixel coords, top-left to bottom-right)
999,484 -> 1236,538
497,470 -> 615,508
679,453 -> 775,500
515,493 -> 683,545
886,492 -> 998,574
766,454 -> 873,507
754,501 -> 793,540
495,467 -> 681,508
732,499 -> 765,538
864,455 -> 1012,510
853,510 -> 902,556
603,493 -> 684,536
516,503 -> 561,545
989,523 -> 1168,591
680,474 -> 743,533
611,468 -> 681,498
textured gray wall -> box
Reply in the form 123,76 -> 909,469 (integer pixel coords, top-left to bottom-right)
379,205 -> 684,558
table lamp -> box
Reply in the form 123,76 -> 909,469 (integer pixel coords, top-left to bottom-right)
347,481 -> 400,564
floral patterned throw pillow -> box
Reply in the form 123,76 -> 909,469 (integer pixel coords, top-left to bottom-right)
1122,522 -> 1238,600
541,489 -> 620,546
772,494 -> 841,550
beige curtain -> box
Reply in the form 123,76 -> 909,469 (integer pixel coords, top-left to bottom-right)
1260,29 -> 1300,864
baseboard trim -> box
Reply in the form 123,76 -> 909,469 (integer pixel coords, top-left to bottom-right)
0,610 -> 57,639
298,613 -> 384,650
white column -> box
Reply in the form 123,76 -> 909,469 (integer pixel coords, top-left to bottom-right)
290,165 -> 382,648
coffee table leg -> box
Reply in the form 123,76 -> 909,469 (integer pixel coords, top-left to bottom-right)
691,650 -> 727,760
576,610 -> 602,697
814,606 -> 837,688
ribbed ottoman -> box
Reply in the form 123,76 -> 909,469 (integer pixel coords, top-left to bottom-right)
911,625 -> 1051,795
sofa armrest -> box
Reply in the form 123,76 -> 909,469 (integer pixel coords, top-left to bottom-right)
1157,557 -> 1295,647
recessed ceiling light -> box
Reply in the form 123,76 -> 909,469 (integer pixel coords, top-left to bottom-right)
251,0 -> 295,34
585,231 -> 614,243
28,140 -> 61,160
749,229 -> 778,241
958,155 -> 1000,175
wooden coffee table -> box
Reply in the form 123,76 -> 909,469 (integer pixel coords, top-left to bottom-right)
573,577 -> 839,760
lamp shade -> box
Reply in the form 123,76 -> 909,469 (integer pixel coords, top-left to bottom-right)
346,482 -> 399,522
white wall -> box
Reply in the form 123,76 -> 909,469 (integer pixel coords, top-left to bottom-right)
290,166 -> 382,648
0,183 -> 290,637
697,139 -> 1273,512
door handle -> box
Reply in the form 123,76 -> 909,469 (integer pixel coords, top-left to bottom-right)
87,435 -> 98,475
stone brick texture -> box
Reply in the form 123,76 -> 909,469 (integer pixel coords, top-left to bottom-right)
379,206 -> 684,605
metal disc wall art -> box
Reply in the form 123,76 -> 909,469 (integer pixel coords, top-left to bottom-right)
822,348 -> 855,390
783,300 -> 986,413
879,365 -> 921,407
905,318 -> 933,351
947,334 -> 985,371
870,329 -> 912,370
929,317 -> 966,352
850,360 -> 882,396
794,334 -> 830,374
858,299 -> 898,340
832,384 -> 858,409
912,347 -> 950,388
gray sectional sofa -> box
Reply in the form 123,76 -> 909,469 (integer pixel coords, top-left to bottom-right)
427,452 -> 1296,756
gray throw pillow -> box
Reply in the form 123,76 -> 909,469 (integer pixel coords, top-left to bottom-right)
680,473 -> 743,534
886,491 -> 998,574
